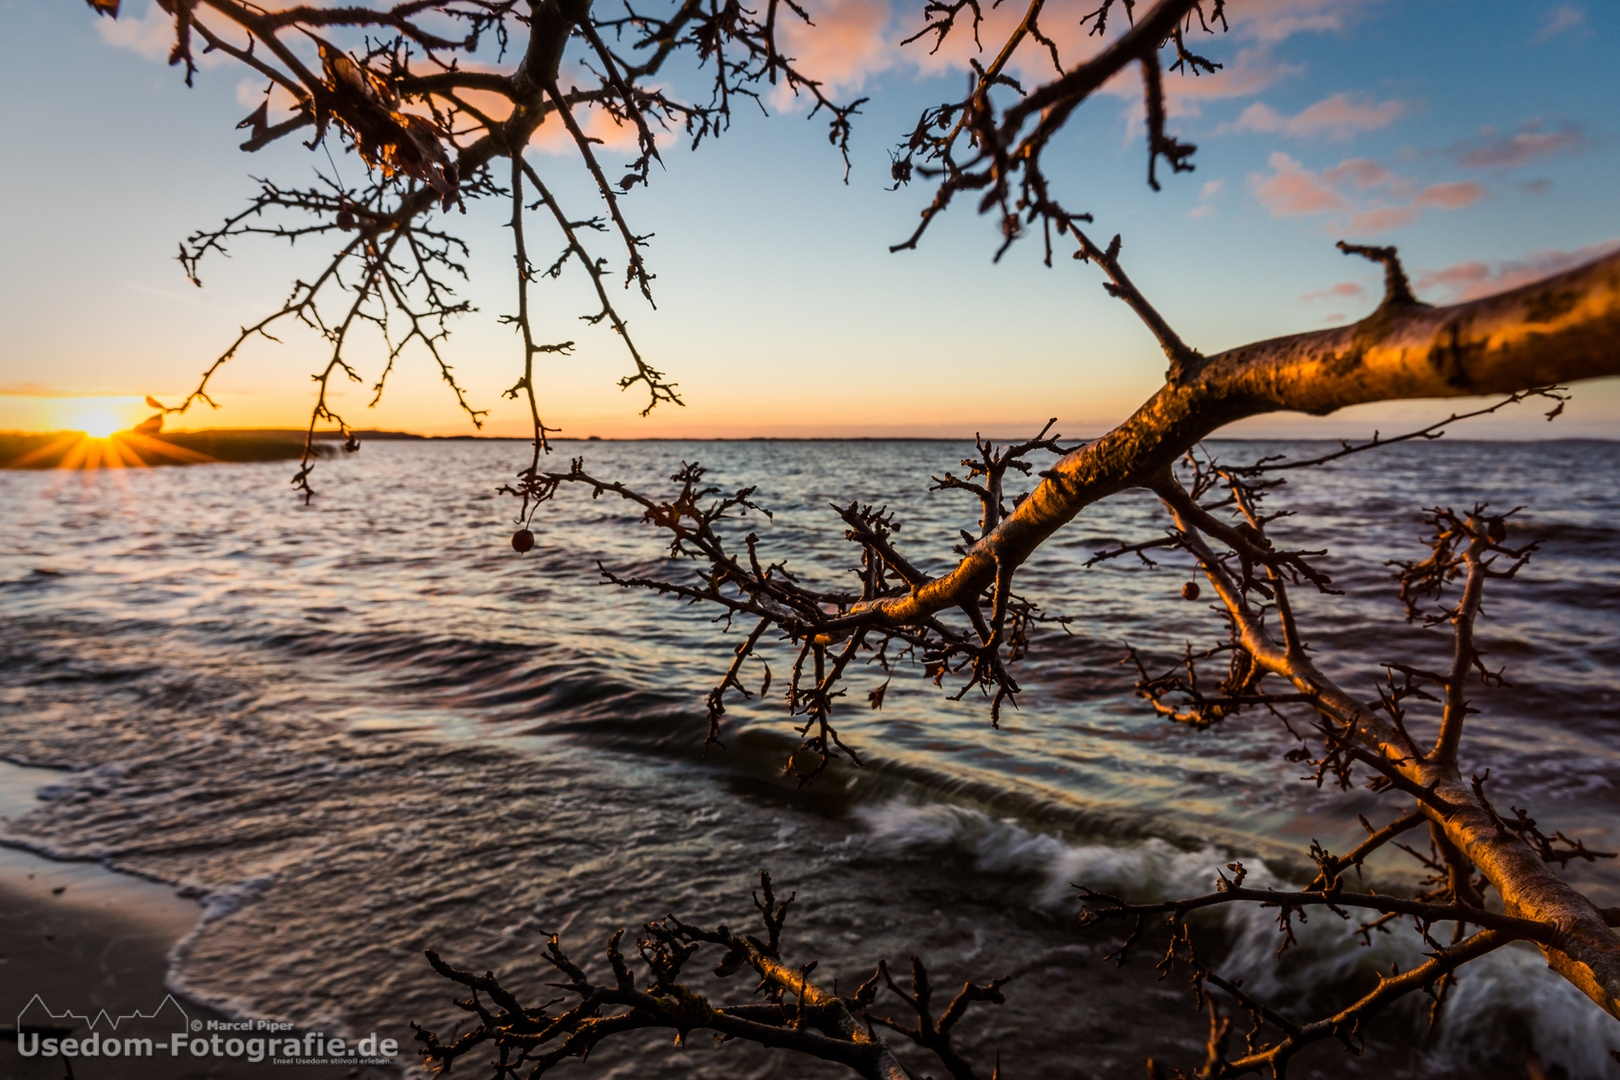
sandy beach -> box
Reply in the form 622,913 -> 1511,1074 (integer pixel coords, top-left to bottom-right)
0,762 -> 397,1080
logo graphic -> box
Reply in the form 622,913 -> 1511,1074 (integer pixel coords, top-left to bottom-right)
11,995 -> 400,1065
17,992 -> 192,1034
11,994 -> 190,1062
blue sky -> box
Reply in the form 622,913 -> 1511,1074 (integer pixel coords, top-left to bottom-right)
1,0 -> 1616,438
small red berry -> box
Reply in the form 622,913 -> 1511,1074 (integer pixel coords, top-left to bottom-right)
511,528 -> 535,553
1181,581 -> 1201,601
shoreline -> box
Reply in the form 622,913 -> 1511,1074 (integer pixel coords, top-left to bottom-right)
0,762 -> 397,1079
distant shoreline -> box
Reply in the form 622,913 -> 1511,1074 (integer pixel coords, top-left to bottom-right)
4,427 -> 1615,456
154,429 -> 1620,444
0,430 -> 332,469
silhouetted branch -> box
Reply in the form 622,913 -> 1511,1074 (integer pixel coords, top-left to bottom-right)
413,872 -> 1009,1079
94,0 -> 863,493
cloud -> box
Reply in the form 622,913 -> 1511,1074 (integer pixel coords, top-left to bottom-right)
93,0 -> 1351,157
769,0 -> 1347,120
0,385 -> 155,400
1345,205 -> 1417,232
777,0 -> 895,103
1415,239 -> 1620,302
1253,153 -> 1349,216
1102,47 -> 1305,131
234,78 -> 304,126
1230,0 -> 1371,44
1251,154 -> 1485,234
1413,180 -> 1486,210
1224,92 -> 1406,140
123,282 -> 201,306
1301,281 -> 1366,302
95,0 -> 175,61
1450,119 -> 1591,170
1520,178 -> 1553,197
1416,261 -> 1491,298
88,0 -> 1376,206
525,105 -> 640,155
97,0 -> 233,73
1188,179 -> 1224,218
1162,48 -> 1302,116
1534,4 -> 1586,43
1322,157 -> 1393,189
0,383 -> 78,397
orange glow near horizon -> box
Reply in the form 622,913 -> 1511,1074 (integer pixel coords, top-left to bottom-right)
0,395 -> 152,436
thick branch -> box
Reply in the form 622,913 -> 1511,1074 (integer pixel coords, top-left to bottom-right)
839,249 -> 1620,632
807,250 -> 1620,1018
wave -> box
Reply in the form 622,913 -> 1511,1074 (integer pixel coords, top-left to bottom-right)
844,799 -> 1613,1078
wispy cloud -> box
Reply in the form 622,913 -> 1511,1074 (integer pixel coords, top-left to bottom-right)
122,282 -> 201,306
1251,152 -> 1485,234
1322,157 -> 1393,189
1158,48 -> 1303,117
1232,0 -> 1373,44
1188,179 -> 1224,219
1448,119 -> 1592,170
97,0 -> 234,73
0,385 -> 142,399
95,0 -> 1360,148
95,0 -> 176,61
235,77 -> 302,117
1222,92 -> 1407,141
1301,281 -> 1366,303
1534,4 -> 1586,43
525,105 -> 639,155
1413,181 -> 1486,209
1416,239 -> 1620,302
1344,205 -> 1421,232
1253,153 -> 1350,215
776,0 -> 895,104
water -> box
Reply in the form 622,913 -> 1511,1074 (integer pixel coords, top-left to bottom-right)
1,437 -> 1617,1078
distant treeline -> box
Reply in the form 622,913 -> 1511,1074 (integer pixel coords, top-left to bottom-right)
0,430 -> 336,469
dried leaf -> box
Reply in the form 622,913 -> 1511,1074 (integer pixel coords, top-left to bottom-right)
317,46 -> 460,210
85,0 -> 119,16
711,943 -> 748,977
236,100 -> 269,142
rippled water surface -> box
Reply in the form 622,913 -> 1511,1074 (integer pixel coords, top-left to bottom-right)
1,437 -> 1617,1078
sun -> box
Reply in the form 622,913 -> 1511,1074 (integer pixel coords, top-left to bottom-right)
68,406 -> 124,439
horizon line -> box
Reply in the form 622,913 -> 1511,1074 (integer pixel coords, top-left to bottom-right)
4,427 -> 1616,444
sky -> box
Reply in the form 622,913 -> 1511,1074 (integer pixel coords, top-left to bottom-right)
1,0 -> 1617,439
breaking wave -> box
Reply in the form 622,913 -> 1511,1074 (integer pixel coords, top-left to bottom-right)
848,799 -> 1616,1078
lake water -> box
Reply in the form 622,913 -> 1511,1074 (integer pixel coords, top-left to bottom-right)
1,437 -> 1617,1078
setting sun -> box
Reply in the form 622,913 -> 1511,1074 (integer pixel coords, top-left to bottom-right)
71,406 -> 123,438
0,395 -> 151,436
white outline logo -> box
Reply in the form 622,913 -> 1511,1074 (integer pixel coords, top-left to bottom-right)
16,992 -> 191,1034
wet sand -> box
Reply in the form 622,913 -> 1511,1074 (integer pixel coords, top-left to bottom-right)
0,762 -> 395,1080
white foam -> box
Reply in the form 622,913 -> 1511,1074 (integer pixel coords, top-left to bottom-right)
849,799 -> 1615,1077
1429,943 -> 1618,1077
